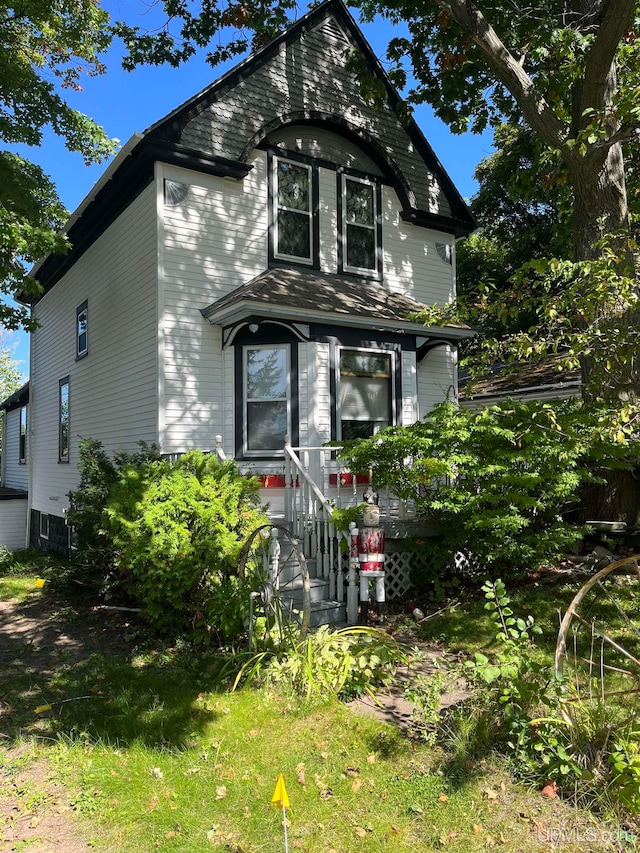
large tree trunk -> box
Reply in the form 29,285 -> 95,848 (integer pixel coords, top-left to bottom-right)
570,141 -> 629,262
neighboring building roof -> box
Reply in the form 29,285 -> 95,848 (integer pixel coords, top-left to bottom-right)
460,359 -> 582,408
0,381 -> 29,413
201,267 -> 472,340
25,0 -> 475,300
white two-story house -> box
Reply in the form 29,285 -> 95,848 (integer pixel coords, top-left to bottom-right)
9,0 -> 475,556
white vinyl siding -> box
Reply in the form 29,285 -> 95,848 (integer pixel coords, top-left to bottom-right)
0,499 -> 28,550
30,183 -> 159,515
298,342 -> 331,447
417,345 -> 457,419
3,408 -> 28,490
401,351 -> 418,426
318,168 -> 338,272
160,157 -> 267,454
381,185 -> 455,306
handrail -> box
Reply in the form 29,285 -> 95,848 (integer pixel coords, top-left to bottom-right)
284,439 -> 334,519
214,434 -> 227,462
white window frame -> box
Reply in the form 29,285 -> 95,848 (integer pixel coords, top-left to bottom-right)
341,174 -> 378,275
273,156 -> 314,265
243,344 -> 291,456
336,346 -> 395,441
40,514 -> 49,540
76,301 -> 88,359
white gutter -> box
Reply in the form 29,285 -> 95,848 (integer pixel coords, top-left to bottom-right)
29,133 -> 146,279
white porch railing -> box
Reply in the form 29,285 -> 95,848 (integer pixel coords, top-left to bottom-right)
283,437 -> 416,617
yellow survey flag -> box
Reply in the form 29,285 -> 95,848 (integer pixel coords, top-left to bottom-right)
271,774 -> 290,810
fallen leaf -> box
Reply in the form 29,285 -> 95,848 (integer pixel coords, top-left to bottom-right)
439,793 -> 449,803
390,825 -> 400,834
146,797 -> 159,812
351,778 -> 363,793
483,787 -> 498,801
165,830 -> 178,838
249,729 -> 258,738
355,827 -> 367,837
215,785 -> 228,799
473,823 -> 483,833
541,780 -> 558,799
297,762 -> 306,787
344,767 -> 359,777
366,754 -> 376,764
184,768 -> 201,776
292,842 -> 303,849
149,767 -> 164,779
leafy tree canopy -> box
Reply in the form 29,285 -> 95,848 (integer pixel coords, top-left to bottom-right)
0,0 -> 117,329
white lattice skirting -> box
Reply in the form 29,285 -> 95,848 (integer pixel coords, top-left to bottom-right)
382,548 -> 415,600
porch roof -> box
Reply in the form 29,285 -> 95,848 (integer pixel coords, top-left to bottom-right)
200,268 -> 472,339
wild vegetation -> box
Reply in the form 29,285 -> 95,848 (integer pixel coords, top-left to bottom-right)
337,398 -> 640,581
1,554 -> 639,852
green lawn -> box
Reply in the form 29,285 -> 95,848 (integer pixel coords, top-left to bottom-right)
0,554 -> 637,852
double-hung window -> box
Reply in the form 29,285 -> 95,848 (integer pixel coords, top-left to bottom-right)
19,405 -> 27,464
272,157 -> 314,264
244,345 -> 290,454
341,175 -> 378,275
338,349 -> 392,440
76,301 -> 88,359
59,377 -> 70,462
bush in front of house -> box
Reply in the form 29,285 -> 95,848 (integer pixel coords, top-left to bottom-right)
337,398 -> 640,581
67,442 -> 268,643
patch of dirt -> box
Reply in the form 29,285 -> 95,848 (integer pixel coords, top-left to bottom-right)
347,629 -> 468,732
0,591 -> 140,852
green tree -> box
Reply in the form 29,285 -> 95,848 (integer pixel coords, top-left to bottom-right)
0,0 -> 117,329
0,345 -> 22,401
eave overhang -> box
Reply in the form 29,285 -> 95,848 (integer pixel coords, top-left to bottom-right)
0,381 -> 29,413
23,138 -> 252,301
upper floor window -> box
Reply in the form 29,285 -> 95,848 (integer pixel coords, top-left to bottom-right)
59,377 -> 70,462
338,349 -> 392,440
243,345 -> 290,454
76,301 -> 88,359
341,176 -> 379,275
19,405 -> 27,464
273,157 -> 314,264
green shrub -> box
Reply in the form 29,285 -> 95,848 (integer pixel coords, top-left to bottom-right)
103,450 -> 268,641
64,438 -> 161,595
337,399 -> 639,578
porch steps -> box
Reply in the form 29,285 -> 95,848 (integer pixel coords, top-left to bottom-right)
276,548 -> 346,628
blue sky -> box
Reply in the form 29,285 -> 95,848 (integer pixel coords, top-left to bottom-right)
7,0 -> 493,378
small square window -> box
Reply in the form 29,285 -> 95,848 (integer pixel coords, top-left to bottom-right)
40,514 -> 50,540
76,301 -> 88,358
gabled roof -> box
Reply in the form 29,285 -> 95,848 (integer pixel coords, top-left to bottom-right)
0,381 -> 29,412
28,0 -> 474,299
201,267 -> 472,339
